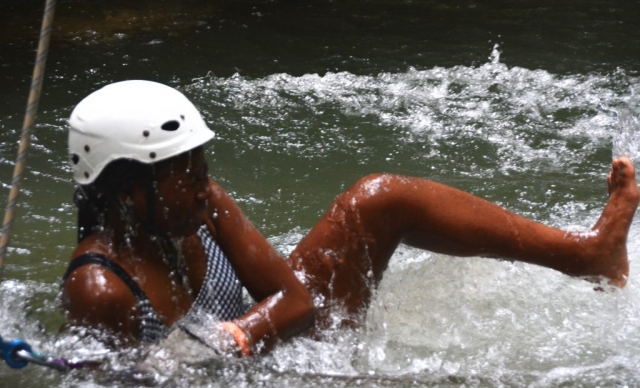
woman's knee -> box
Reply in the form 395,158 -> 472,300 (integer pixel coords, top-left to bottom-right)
342,173 -> 398,200
331,173 -> 409,224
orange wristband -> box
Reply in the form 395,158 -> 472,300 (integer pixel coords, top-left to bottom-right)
221,322 -> 251,356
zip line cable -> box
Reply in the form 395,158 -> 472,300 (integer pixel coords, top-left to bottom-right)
0,0 -> 57,276
0,1 -> 109,377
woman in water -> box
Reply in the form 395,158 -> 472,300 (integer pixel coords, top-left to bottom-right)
62,80 -> 639,356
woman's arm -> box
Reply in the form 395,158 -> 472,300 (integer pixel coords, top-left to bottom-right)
206,180 -> 314,353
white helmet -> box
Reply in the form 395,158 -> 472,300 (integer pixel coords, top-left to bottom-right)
68,80 -> 215,184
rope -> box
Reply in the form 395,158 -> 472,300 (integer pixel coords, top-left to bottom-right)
0,334 -> 157,384
0,0 -> 57,275
0,335 -> 100,371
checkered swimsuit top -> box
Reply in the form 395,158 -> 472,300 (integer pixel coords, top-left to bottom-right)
62,225 -> 244,343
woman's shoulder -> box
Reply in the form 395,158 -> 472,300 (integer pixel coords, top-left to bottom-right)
62,234 -> 140,336
64,233 -> 134,312
206,177 -> 227,200
72,231 -> 115,259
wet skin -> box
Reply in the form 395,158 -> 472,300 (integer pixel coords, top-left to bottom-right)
290,157 -> 638,326
62,153 -> 639,352
63,147 -> 314,349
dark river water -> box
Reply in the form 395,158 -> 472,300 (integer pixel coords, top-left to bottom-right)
1,0 -> 640,386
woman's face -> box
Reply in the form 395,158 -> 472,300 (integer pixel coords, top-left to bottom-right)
150,146 -> 211,237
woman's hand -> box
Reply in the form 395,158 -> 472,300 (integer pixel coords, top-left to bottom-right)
176,316 -> 250,357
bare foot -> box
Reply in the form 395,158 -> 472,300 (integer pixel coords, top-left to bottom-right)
589,157 -> 639,287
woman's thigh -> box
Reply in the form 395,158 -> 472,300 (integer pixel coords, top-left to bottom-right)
286,174 -> 405,320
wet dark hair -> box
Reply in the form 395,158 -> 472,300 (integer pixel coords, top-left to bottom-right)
74,159 -> 155,242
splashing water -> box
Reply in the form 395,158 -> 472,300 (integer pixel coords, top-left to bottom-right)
612,107 -> 640,163
191,45 -> 639,182
2,44 -> 640,387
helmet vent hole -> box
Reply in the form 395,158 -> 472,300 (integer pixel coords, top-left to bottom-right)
84,145 -> 90,152
143,130 -> 150,137
71,154 -> 79,164
150,152 -> 157,159
180,115 -> 185,120
84,172 -> 90,179
161,120 -> 180,131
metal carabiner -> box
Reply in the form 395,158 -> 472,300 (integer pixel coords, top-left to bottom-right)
0,336 -> 32,369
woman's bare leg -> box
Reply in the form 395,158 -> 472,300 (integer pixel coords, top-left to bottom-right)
288,157 -> 639,322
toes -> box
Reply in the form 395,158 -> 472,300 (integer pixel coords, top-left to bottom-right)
617,157 -> 634,174
607,171 -> 613,195
611,157 -> 636,187
613,160 -> 623,186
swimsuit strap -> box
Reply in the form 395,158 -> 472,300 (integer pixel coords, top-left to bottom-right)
61,253 -> 168,343
62,253 -> 148,301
